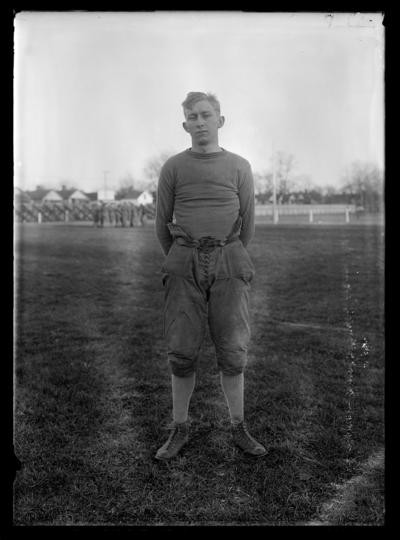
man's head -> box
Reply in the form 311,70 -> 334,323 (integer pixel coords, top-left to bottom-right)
182,92 -> 221,118
182,91 -> 225,151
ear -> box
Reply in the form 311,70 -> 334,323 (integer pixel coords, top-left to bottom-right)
218,115 -> 225,128
182,122 -> 189,133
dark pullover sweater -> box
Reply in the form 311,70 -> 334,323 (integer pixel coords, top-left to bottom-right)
155,148 -> 255,255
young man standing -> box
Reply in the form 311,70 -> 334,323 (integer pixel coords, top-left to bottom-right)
155,92 -> 266,460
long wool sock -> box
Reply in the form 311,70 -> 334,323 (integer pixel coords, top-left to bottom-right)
171,373 -> 196,424
220,372 -> 244,425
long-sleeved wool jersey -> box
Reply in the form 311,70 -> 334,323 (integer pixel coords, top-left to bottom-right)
155,148 -> 255,255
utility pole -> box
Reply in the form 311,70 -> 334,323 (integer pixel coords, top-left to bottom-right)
103,170 -> 109,193
272,145 -> 278,224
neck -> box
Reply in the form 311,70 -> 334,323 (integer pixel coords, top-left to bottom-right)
190,141 -> 222,154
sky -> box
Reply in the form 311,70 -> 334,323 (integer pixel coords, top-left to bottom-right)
14,11 -> 384,193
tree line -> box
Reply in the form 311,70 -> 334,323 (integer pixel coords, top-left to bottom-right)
116,151 -> 384,213
252,152 -> 383,212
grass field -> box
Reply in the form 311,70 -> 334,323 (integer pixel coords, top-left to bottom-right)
13,221 -> 385,526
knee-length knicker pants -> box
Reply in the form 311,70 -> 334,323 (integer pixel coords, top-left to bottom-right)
161,236 -> 256,377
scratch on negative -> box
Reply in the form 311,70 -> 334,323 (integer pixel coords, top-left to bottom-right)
343,262 -> 355,466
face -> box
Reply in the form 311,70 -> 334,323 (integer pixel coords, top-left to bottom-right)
183,99 -> 224,147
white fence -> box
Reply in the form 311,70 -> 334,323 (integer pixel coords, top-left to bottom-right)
255,204 -> 356,223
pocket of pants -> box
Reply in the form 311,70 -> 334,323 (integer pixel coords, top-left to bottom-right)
218,240 -> 255,282
161,243 -> 193,278
164,309 -> 203,353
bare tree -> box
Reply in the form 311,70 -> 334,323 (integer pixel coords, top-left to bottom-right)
114,173 -> 141,199
253,171 -> 273,204
253,171 -> 273,196
117,173 -> 138,190
274,151 -> 296,202
341,161 -> 384,211
292,174 -> 313,192
321,184 -> 340,204
143,152 -> 173,191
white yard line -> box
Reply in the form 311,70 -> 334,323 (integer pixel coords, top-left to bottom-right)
272,320 -> 349,333
305,448 -> 384,526
303,239 -> 383,526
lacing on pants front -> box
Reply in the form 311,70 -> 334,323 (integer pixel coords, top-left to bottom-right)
198,249 -> 211,289
165,218 -> 243,294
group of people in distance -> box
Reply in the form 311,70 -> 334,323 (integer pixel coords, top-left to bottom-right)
92,201 -> 147,228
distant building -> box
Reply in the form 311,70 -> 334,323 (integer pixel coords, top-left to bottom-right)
14,186 -> 31,203
85,192 -> 98,202
23,185 -> 93,204
97,189 -> 115,202
26,187 -> 63,202
118,188 -> 142,203
137,190 -> 154,206
119,188 -> 154,206
58,186 -> 89,202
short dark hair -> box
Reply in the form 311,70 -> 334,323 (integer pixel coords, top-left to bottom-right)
182,92 -> 221,116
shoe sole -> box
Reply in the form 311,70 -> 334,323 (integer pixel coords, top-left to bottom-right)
234,444 -> 268,457
245,450 -> 267,457
154,453 -> 181,461
154,441 -> 189,461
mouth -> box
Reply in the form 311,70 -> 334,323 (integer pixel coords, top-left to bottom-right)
196,130 -> 208,135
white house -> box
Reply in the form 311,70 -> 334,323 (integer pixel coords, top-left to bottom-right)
97,189 -> 115,202
14,186 -> 31,203
120,189 -> 154,206
41,190 -> 63,202
58,187 -> 89,202
67,189 -> 89,202
136,190 -> 154,206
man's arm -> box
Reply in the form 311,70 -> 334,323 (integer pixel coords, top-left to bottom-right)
238,161 -> 255,247
155,162 -> 175,255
